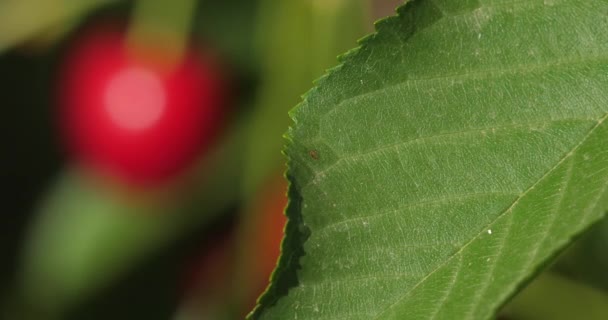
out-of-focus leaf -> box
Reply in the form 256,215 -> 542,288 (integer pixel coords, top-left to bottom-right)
252,0 -> 608,319
0,0 -> 111,53
239,0 -> 368,198
18,122 -> 245,317
502,272 -> 608,320
553,216 -> 608,292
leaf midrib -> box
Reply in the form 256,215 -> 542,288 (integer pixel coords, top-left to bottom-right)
313,192 -> 518,236
370,112 -> 608,319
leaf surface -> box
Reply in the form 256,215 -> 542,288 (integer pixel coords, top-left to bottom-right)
252,0 -> 608,319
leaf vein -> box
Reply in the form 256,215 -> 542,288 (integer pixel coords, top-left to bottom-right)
528,158 -> 575,264
370,112 -> 608,319
314,192 -> 518,236
464,211 -> 515,319
319,55 -> 608,122
308,119 -> 595,188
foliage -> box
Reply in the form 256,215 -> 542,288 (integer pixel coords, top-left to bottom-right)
2,0 -> 608,319
253,0 -> 608,318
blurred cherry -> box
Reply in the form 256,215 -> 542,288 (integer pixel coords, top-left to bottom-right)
57,23 -> 227,187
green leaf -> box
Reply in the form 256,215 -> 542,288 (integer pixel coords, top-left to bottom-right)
252,0 -> 608,319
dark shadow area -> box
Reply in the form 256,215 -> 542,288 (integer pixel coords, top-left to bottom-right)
0,47 -> 63,304
250,174 -> 310,319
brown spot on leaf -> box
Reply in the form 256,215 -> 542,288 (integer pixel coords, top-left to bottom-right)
309,150 -> 319,160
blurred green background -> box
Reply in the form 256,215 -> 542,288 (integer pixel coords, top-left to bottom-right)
1,1 -> 607,319
0,0 -> 369,319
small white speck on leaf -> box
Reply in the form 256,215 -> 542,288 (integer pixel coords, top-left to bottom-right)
487,229 -> 492,235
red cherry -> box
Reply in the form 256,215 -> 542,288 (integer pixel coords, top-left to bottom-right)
58,24 -> 226,187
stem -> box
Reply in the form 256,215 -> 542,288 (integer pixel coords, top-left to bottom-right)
126,0 -> 197,69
